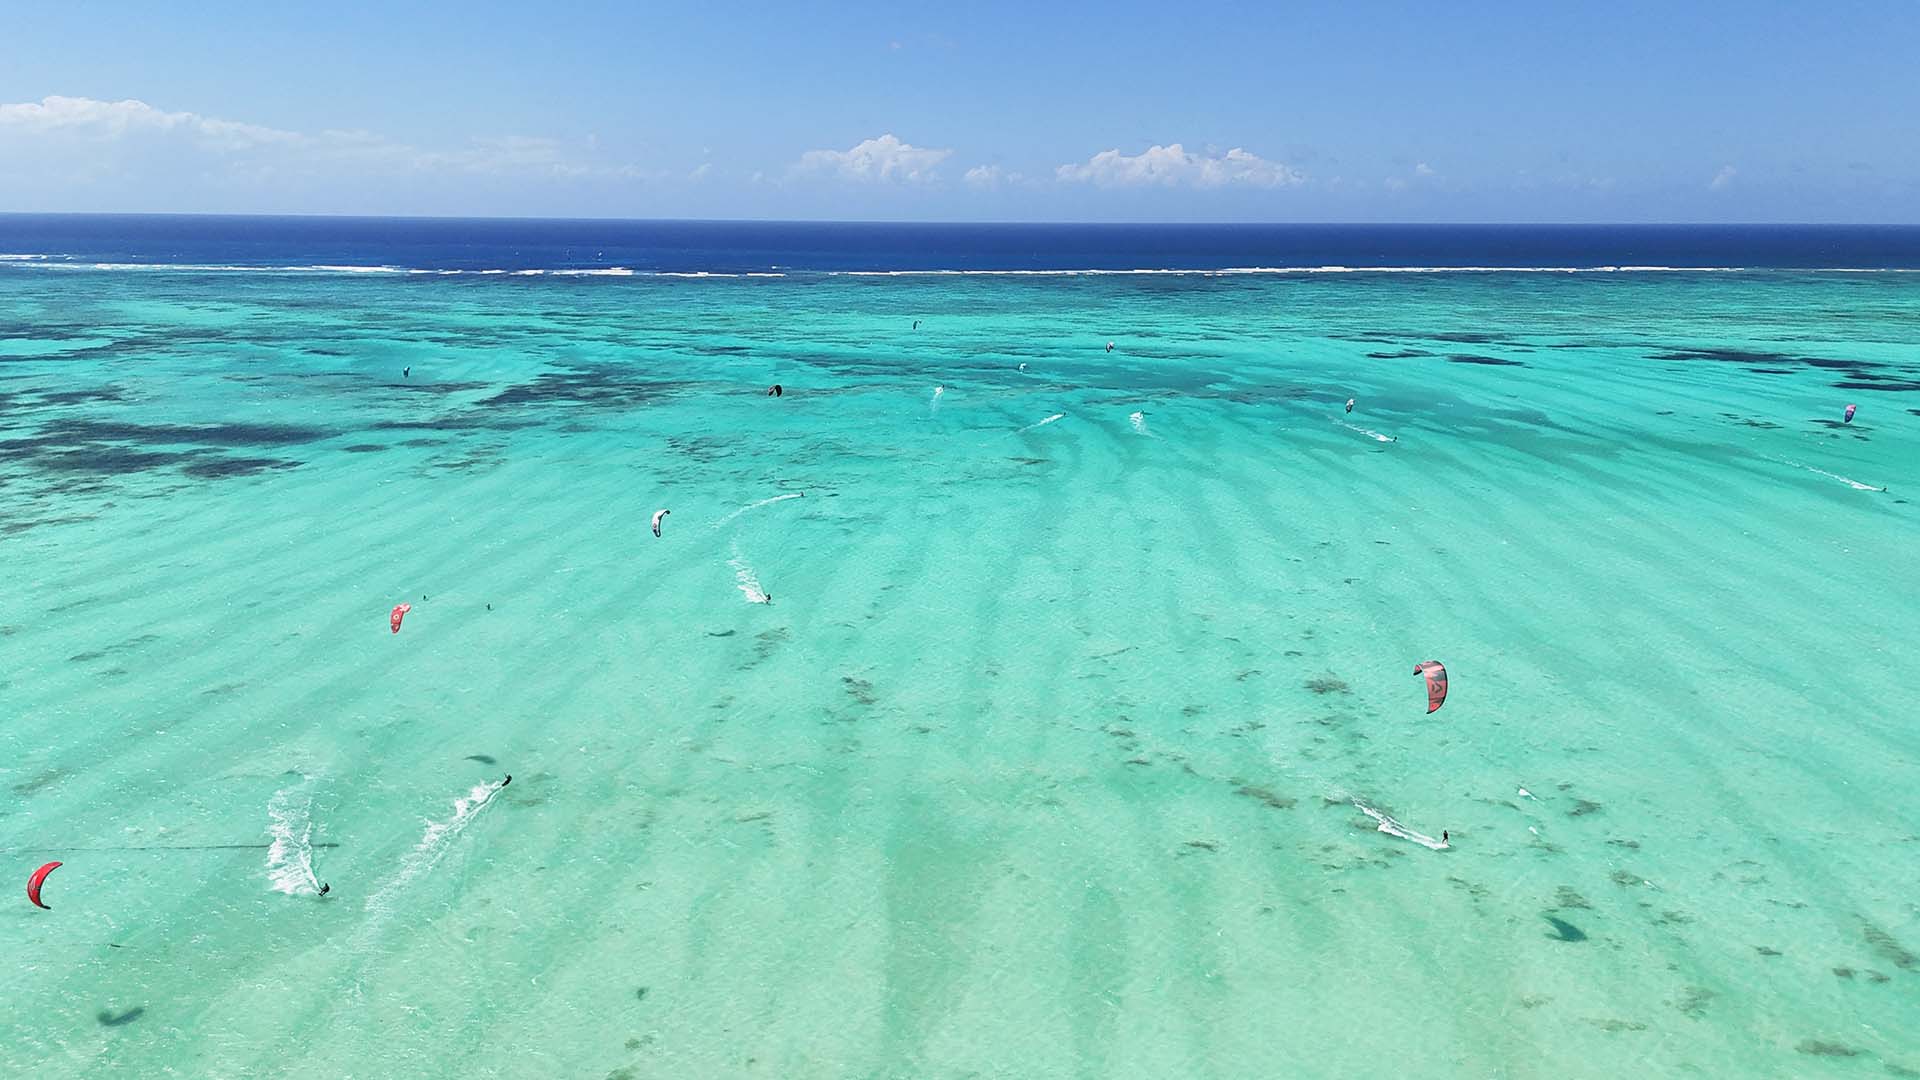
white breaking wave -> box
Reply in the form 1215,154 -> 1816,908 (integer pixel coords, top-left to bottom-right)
0,259 -> 782,278
1336,420 -> 1396,443
728,542 -> 771,604
818,265 -> 1831,277
363,779 -> 506,916
711,491 -> 805,528
1354,800 -> 1450,851
1016,413 -> 1066,434
265,778 -> 321,895
1768,456 -> 1885,492
8,258 -> 1920,278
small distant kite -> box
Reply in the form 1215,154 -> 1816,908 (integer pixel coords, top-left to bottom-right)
1844,403 -> 1856,424
651,509 -> 670,537
1413,660 -> 1448,714
27,861 -> 61,909
390,603 -> 412,634
767,384 -> 783,397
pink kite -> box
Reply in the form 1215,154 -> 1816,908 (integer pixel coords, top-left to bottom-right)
1413,660 -> 1448,714
390,603 -> 412,634
1844,403 -> 1856,424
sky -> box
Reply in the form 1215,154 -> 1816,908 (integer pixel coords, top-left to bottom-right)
2,1 -> 1917,222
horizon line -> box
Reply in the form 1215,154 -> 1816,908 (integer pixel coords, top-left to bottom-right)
4,211 -> 1920,229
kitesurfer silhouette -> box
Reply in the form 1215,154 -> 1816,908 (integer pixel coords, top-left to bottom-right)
318,883 -> 330,896
501,775 -> 512,787
1442,831 -> 1449,844
403,367 -> 410,379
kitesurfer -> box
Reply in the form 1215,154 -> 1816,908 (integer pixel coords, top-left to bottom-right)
318,883 -> 330,896
913,320 -> 920,330
1845,403 -> 1857,424
768,384 -> 783,397
1106,342 -> 1115,353
1442,831 -> 1449,844
1346,398 -> 1355,414
501,774 -> 512,787
403,367 -> 410,379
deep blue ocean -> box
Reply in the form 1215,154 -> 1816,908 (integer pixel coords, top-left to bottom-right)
5,214 -> 1920,272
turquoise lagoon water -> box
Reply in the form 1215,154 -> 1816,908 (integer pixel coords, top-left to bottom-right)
1,261 -> 1917,1078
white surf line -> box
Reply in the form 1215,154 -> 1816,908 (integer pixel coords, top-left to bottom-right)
1354,800 -> 1450,851
265,778 -> 321,895
727,540 -> 771,604
1766,455 -> 1885,492
710,491 -> 806,529
362,778 -> 508,918
1336,420 -> 1396,443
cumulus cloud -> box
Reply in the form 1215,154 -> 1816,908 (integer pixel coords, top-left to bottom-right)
795,133 -> 952,183
1055,143 -> 1303,189
0,95 -> 646,179
1710,164 -> 1737,190
1414,162 -> 1435,177
963,164 -> 1023,189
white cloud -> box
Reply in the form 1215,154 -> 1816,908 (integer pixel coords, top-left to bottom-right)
795,133 -> 952,183
963,164 -> 1022,189
0,95 -> 303,149
1710,164 -> 1737,191
1414,162 -> 1435,177
0,95 -> 649,180
1055,143 -> 1303,189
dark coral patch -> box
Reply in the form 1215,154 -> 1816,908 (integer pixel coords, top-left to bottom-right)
180,457 -> 302,479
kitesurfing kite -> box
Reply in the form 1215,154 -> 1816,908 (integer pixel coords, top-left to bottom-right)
1414,660 -> 1448,714
1844,403 -> 1856,424
390,603 -> 411,634
651,509 -> 670,537
27,861 -> 61,909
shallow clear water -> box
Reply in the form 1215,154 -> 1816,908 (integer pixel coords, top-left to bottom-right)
2,262 -> 1917,1078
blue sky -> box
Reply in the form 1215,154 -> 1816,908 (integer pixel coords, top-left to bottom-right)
3,1 -> 1916,221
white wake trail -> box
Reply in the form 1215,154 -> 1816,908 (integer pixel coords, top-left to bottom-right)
728,541 -> 771,604
363,779 -> 508,917
1354,800 -> 1450,851
711,491 -> 805,528
266,778 -> 321,895
1336,420 -> 1396,443
1768,456 -> 1885,492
